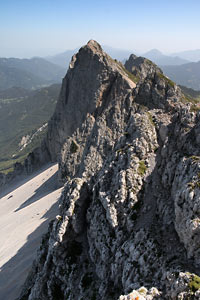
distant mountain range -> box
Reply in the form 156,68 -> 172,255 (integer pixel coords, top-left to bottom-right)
45,45 -> 134,68
161,61 -> 200,90
180,85 -> 200,100
46,46 -> 200,69
0,84 -> 61,172
142,49 -> 189,66
46,49 -> 78,68
171,49 -> 200,62
0,57 -> 66,90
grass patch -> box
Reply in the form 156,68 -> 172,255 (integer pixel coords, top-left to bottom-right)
189,274 -> 200,292
147,112 -> 155,127
120,64 -> 140,83
157,72 -> 175,87
0,153 -> 27,174
190,155 -> 200,162
180,86 -> 200,111
70,140 -> 79,154
0,127 -> 47,174
145,59 -> 157,67
138,161 -> 147,176
0,84 -> 60,173
107,55 -> 140,83
190,104 -> 200,113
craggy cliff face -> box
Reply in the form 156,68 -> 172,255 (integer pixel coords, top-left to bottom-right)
45,40 -> 136,162
19,41 -> 200,299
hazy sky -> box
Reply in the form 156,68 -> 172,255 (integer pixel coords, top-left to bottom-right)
1,0 -> 200,58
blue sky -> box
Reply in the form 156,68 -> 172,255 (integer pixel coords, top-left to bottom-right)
0,0 -> 200,57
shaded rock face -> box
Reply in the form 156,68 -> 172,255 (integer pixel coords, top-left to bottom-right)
45,40 -> 136,162
19,41 -> 200,300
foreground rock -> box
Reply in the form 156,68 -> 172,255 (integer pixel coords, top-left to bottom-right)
18,41 -> 200,299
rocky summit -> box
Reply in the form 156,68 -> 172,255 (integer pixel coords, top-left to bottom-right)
18,40 -> 200,299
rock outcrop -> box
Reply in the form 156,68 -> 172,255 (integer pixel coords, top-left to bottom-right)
18,41 -> 200,299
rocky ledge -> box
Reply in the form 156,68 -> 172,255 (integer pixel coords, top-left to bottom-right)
18,41 -> 200,299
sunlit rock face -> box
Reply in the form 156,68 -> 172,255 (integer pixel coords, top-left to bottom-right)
19,41 -> 200,300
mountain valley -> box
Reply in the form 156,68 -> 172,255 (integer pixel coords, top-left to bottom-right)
0,84 -> 60,174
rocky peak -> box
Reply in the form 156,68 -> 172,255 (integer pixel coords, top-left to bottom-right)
44,40 -> 137,162
86,39 -> 103,53
125,54 -> 161,81
125,53 -> 183,110
18,42 -> 200,300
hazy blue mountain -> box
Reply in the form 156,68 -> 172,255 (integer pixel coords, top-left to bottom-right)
0,57 -> 66,90
143,49 -> 189,66
46,45 -> 135,68
0,84 -> 61,172
45,49 -> 78,68
102,45 -> 134,61
171,49 -> 200,62
0,63 -> 45,91
162,61 -> 200,90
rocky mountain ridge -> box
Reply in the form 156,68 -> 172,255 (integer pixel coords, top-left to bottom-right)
17,40 -> 200,299
0,57 -> 65,90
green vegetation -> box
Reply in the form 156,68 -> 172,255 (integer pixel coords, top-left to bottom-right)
189,274 -> 200,292
180,85 -> 200,99
190,104 -> 200,113
145,59 -> 157,67
0,84 -> 60,173
181,95 -> 199,106
190,155 -> 200,162
188,181 -> 200,190
116,148 -> 124,154
138,160 -> 147,176
187,169 -> 200,190
110,57 -> 140,84
157,72 -> 175,87
120,63 -> 140,83
0,57 -> 65,90
147,112 -> 155,127
70,140 -> 79,154
188,182 -> 195,190
124,132 -> 129,136
195,181 -> 200,188
180,86 -> 200,112
162,62 -> 200,91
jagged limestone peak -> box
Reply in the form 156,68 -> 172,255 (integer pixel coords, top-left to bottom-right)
124,52 -> 184,110
69,40 -> 137,87
86,39 -> 103,53
46,41 -> 137,161
18,41 -> 200,300
69,40 -> 104,69
125,53 -> 163,82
